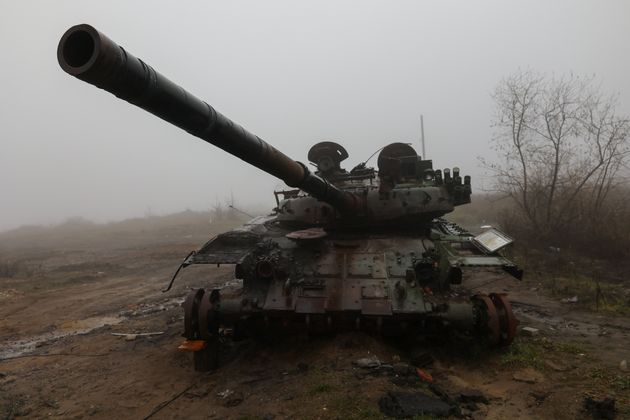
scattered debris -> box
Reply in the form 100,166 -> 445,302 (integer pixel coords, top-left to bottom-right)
388,365 -> 416,387
513,368 -> 545,384
216,389 -> 233,399
355,359 -> 436,388
111,331 -> 164,341
217,389 -> 244,407
393,363 -> 413,376
416,368 -> 434,383
353,356 -> 381,369
619,360 -> 627,372
379,391 -> 452,418
521,327 -> 539,336
583,396 -> 616,419
561,296 -> 579,304
429,384 -> 459,408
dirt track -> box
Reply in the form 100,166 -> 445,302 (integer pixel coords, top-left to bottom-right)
1,216 -> 629,419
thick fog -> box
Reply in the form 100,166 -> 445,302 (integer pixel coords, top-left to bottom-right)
1,0 -> 629,231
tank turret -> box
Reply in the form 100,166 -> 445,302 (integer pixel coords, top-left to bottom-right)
57,24 -> 471,228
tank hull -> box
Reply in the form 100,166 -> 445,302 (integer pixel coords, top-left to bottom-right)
181,217 -> 519,371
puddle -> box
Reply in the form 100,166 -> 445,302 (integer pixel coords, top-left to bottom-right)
512,303 -> 603,337
0,288 -> 22,300
118,296 -> 184,317
0,296 -> 186,361
57,316 -> 123,335
0,315 -> 123,360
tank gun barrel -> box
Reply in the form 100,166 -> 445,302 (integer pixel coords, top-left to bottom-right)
57,24 -> 359,214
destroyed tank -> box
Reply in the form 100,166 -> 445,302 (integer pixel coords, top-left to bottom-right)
58,24 -> 523,371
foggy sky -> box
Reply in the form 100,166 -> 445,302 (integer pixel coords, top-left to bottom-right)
1,0 -> 629,231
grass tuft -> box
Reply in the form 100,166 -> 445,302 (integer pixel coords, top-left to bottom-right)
309,383 -> 334,395
538,274 -> 630,316
501,339 -> 545,369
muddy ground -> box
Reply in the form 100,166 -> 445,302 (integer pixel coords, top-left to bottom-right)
1,213 -> 629,419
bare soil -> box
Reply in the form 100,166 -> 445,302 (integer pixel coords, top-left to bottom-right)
1,214 -> 629,419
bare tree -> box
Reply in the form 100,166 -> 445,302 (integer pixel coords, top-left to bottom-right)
484,70 -> 630,244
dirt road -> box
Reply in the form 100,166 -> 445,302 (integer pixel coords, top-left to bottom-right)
1,216 -> 628,419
